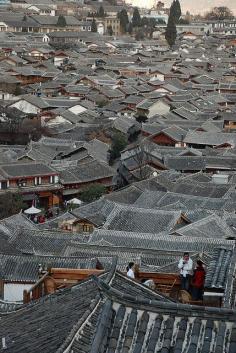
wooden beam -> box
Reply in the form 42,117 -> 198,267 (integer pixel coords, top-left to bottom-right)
137,272 -> 181,285
49,268 -> 104,280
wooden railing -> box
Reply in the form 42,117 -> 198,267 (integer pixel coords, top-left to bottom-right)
23,268 -> 222,307
23,268 -> 181,303
23,269 -> 105,303
23,272 -> 49,303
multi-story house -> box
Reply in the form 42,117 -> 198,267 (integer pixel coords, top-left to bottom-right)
0,162 -> 61,209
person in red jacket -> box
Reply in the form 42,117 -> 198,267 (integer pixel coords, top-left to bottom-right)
191,260 -> 206,300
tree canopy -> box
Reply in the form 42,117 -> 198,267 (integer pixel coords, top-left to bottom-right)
107,25 -> 113,36
132,7 -> 141,28
97,5 -> 105,18
127,22 -> 133,34
165,0 -> 180,47
165,14 -> 177,47
0,192 -> 25,220
173,0 -> 182,23
91,18 -> 97,32
57,15 -> 67,27
135,30 -> 145,41
140,17 -> 157,38
118,9 -> 129,33
205,6 -> 234,20
79,184 -> 107,203
109,132 -> 128,162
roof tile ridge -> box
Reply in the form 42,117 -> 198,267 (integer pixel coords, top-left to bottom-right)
55,293 -> 102,353
94,274 -> 236,319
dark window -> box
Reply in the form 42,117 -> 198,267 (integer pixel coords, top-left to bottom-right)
1,181 -> 8,190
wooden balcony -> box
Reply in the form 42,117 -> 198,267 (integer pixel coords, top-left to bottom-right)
23,268 -> 222,307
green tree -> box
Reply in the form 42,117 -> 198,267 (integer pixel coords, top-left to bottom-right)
97,5 -> 105,18
118,9 -> 129,33
165,0 -> 179,47
135,30 -> 144,41
168,0 -> 181,24
132,7 -> 141,28
0,192 -> 25,220
109,132 -> 128,161
79,184 -> 107,203
14,85 -> 22,96
141,17 -> 149,27
91,18 -> 97,32
127,22 -> 133,34
165,14 -> 177,47
141,17 -> 157,38
107,25 -> 113,36
96,99 -> 108,107
174,0 -> 182,23
135,114 -> 148,124
57,15 -> 67,27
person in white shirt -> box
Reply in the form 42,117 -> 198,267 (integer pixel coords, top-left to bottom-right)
126,262 -> 135,279
178,252 -> 193,292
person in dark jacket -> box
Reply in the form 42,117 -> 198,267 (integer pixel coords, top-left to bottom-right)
191,260 -> 206,300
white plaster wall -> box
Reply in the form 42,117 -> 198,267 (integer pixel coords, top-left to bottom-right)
4,283 -> 33,302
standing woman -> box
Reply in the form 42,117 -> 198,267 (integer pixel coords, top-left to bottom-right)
191,260 -> 206,300
126,262 -> 135,279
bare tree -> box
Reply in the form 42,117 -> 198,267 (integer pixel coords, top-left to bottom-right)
131,137 -> 153,181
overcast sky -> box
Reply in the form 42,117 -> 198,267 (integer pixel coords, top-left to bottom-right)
129,0 -> 236,14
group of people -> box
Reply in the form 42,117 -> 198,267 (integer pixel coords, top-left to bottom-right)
126,252 -> 206,301
28,208 -> 59,224
178,252 -> 206,300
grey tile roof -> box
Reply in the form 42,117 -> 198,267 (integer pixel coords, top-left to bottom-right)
89,229 -> 234,254
171,180 -> 230,198
103,204 -> 183,234
174,214 -> 235,239
59,160 -> 114,185
7,228 -> 88,256
84,139 -> 109,163
0,300 -> 22,313
164,156 -> 206,171
0,276 -> 101,352
184,131 -> 236,147
205,247 -> 233,289
0,213 -> 38,234
9,94 -> 48,109
71,198 -> 115,227
112,116 -> 139,134
140,190 -> 236,212
104,185 -> 142,204
2,258 -> 236,352
0,254 -> 98,282
100,296 -> 236,353
0,163 -> 57,178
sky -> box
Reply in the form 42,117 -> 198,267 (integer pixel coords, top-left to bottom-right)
128,0 -> 236,14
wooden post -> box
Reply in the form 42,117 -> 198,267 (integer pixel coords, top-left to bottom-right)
23,289 -> 30,304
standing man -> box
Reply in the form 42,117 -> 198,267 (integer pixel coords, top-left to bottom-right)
178,252 -> 193,292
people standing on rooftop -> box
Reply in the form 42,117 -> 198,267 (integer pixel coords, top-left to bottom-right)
126,262 -> 135,279
178,252 -> 193,292
191,260 -> 206,300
